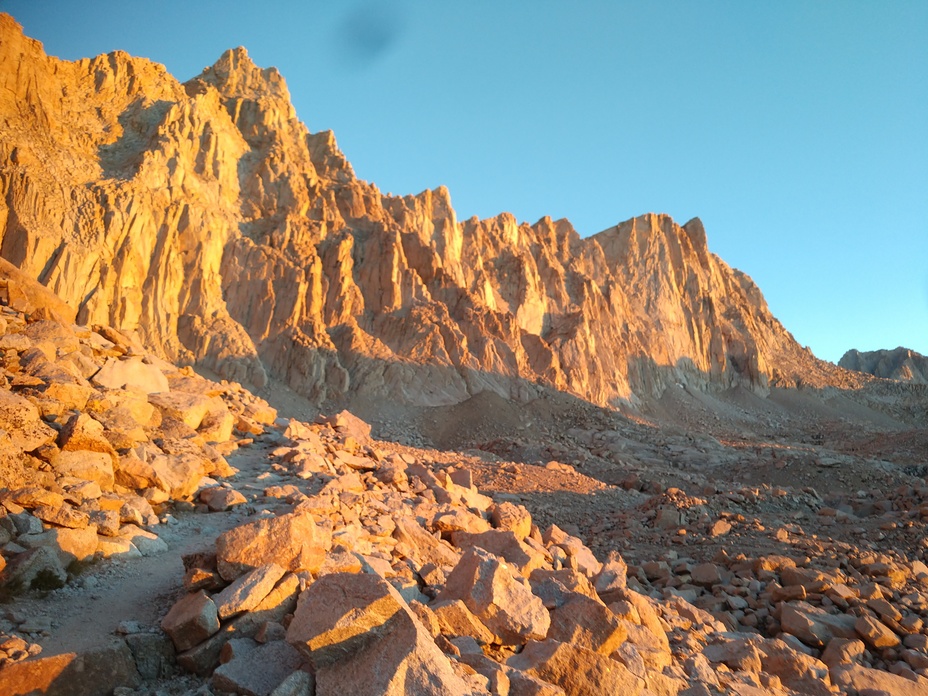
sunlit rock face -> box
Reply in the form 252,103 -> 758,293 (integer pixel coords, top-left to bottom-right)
840,348 -> 928,385
0,14 -> 848,407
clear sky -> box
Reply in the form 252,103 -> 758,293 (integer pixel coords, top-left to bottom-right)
3,1 -> 927,363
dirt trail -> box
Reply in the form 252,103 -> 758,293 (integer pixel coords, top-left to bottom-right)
11,442 -> 278,659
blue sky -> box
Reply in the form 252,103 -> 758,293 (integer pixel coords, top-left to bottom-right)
4,1 -> 927,363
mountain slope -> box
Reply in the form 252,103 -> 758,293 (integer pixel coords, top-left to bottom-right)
0,15 -> 857,408
840,347 -> 928,385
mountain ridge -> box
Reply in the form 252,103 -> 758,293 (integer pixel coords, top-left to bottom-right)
0,14 -> 863,411
840,347 -> 928,385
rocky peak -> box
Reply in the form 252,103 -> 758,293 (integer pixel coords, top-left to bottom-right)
0,17 -> 858,409
840,347 -> 928,385
198,46 -> 291,102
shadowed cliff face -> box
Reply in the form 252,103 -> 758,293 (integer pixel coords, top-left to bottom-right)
0,15 -> 857,408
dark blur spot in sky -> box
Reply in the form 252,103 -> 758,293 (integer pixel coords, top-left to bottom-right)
335,2 -> 405,70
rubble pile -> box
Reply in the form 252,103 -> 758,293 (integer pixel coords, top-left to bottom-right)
0,285 -> 926,696
100,417 -> 928,694
0,297 -> 276,663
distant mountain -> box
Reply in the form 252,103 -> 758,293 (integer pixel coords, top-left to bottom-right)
0,15 -> 860,408
839,347 -> 928,385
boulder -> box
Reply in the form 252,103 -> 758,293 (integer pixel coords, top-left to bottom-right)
529,568 -> 601,610
97,412 -> 150,451
33,504 -> 90,529
22,320 -> 80,353
507,639 -> 644,696
118,525 -> 168,556
92,356 -> 170,393
56,413 -> 118,466
178,574 -> 300,676
216,511 -> 330,581
780,602 -> 858,648
161,590 -> 221,652
546,593 -> 627,655
854,614 -> 901,649
438,547 -> 550,645
702,637 -> 763,673
0,640 -> 140,696
214,563 -> 287,619
433,508 -> 491,535
431,598 -> 497,645
755,638 -> 833,695
542,525 -> 601,577
200,486 -> 248,511
50,450 -> 115,490
489,501 -> 533,539
124,632 -> 176,681
1,545 -> 67,589
268,670 -> 314,696
505,668 -> 568,696
452,529 -> 548,576
148,453 -> 210,499
95,536 -> 142,559
286,572 -> 470,696
212,639 -> 304,696
18,525 -> 98,566
593,552 -> 628,604
392,516 -> 460,569
831,663 -> 928,696
0,390 -> 56,451
820,637 -> 866,668
6,487 -> 65,509
198,401 -> 236,443
148,391 -> 213,430
322,410 -> 372,441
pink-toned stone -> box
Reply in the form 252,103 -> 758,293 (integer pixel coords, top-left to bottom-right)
854,614 -> 901,650
451,529 -> 548,576
431,598 -> 497,645
438,547 -> 550,645
211,639 -> 304,696
214,563 -> 287,620
547,593 -> 627,655
490,501 -> 533,539
57,413 -> 118,466
286,572 -> 469,695
200,486 -> 248,511
507,639 -> 643,696
161,590 -> 221,652
216,511 -> 330,581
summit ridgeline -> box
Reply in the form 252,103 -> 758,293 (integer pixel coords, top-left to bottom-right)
0,15 -> 858,411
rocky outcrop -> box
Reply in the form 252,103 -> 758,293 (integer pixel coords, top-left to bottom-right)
840,347 -> 928,385
0,264 -> 277,606
0,15 -> 855,409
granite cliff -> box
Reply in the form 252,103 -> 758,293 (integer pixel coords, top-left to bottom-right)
840,347 -> 928,385
0,15 -> 853,410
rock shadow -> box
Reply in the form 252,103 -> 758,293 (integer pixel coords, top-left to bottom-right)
98,99 -> 173,180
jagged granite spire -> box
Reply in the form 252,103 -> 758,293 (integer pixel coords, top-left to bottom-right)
0,14 -> 863,408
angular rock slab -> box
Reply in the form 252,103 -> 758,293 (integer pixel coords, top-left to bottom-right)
286,572 -> 471,696
438,546 -> 550,645
214,562 -> 286,619
780,601 -> 857,648
161,590 -> 221,652
92,356 -> 170,393
0,640 -> 140,696
212,639 -> 304,696
547,593 -> 627,655
216,510 -> 330,581
507,639 -> 644,696
0,389 -> 56,451
831,663 -> 928,696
